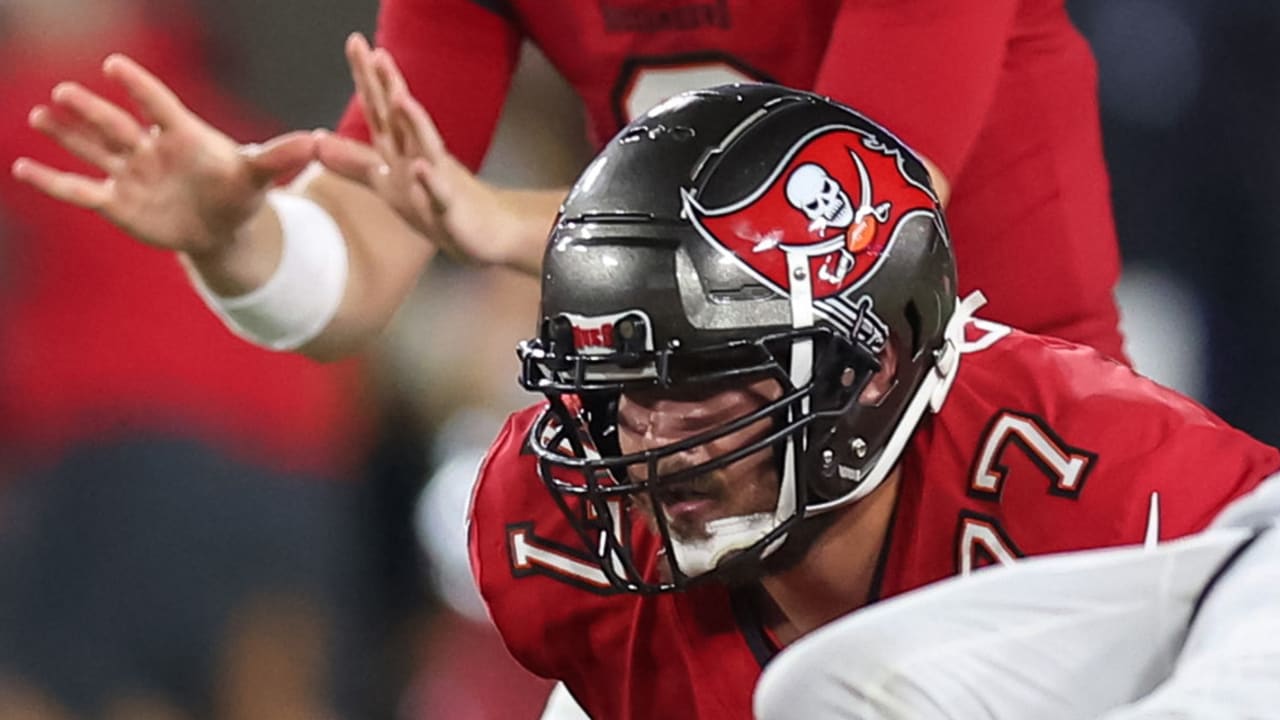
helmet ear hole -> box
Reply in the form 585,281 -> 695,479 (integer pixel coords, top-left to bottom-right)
904,300 -> 924,359
544,315 -> 577,370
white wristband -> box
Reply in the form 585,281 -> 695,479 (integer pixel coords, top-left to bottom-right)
193,190 -> 349,351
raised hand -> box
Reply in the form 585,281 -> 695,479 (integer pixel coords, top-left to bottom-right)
316,33 -> 535,269
12,54 -> 315,259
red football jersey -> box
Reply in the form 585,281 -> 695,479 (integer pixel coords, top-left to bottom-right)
338,0 -> 1125,359
468,320 -> 1280,720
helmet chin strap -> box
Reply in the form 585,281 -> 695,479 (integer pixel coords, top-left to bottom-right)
670,253 -> 817,576
668,511 -> 778,577
808,290 -> 985,513
668,291 -> 987,578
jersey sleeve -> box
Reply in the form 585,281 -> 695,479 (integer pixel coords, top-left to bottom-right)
1085,396 -> 1280,541
335,0 -> 522,171
468,406 -> 631,685
958,333 -> 1280,553
467,408 -> 556,677
812,0 -> 1019,180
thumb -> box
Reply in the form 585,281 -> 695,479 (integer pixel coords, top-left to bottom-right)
412,156 -> 460,214
242,130 -> 317,184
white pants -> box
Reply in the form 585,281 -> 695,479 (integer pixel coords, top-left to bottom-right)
754,478 -> 1280,720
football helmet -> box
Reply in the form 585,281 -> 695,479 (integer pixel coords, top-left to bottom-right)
519,84 -> 966,593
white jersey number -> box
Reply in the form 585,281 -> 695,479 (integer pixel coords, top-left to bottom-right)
507,499 -> 625,593
960,410 -> 1097,574
614,55 -> 767,125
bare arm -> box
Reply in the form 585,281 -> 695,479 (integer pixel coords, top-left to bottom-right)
10,52 -> 436,361
11,39 -> 559,362
291,168 -> 435,360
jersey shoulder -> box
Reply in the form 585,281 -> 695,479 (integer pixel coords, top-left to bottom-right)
468,404 -> 640,679
930,323 -> 1280,540
468,405 -> 758,717
882,322 -> 1279,594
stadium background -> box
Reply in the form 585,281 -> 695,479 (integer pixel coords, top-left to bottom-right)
0,0 -> 1276,717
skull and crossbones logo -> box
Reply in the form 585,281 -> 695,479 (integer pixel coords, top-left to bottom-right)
786,163 -> 854,230
777,151 -> 892,285
683,126 -> 933,302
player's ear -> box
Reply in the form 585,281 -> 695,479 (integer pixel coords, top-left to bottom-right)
858,341 -> 897,405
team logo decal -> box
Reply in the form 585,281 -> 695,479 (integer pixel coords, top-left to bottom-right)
681,125 -> 937,298
562,309 -> 654,355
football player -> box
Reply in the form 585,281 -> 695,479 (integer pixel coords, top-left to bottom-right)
465,84 -> 1279,719
14,1 -> 1126,363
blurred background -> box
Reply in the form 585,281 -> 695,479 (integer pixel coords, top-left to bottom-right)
0,0 -> 1276,718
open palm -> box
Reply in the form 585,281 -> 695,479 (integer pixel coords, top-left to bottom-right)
315,34 -> 521,267
13,54 -> 314,257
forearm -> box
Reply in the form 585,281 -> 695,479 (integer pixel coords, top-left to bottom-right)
298,167 -> 434,361
180,200 -> 284,297
179,166 -> 433,362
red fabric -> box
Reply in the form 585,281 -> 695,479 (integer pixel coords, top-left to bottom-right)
883,322 -> 1280,593
339,0 -> 1125,360
813,0 -> 1020,182
814,0 -> 1124,362
0,19 -> 368,476
469,322 -> 1280,720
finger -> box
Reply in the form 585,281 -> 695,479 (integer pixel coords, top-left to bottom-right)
30,106 -> 127,172
391,90 -> 446,161
362,53 -> 398,157
360,46 -> 394,129
12,157 -> 113,209
405,176 -> 444,238
374,52 -> 414,156
372,49 -> 409,101
314,129 -> 387,185
102,53 -> 189,129
386,95 -> 416,158
412,158 -> 452,215
49,82 -> 146,153
241,130 -> 317,184
346,34 -> 392,152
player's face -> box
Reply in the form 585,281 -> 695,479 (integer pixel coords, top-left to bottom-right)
616,375 -> 782,542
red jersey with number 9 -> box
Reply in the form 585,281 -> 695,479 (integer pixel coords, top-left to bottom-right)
339,0 -> 1126,360
468,318 -> 1279,719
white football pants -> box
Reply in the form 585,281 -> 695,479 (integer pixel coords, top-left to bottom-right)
754,476 -> 1280,720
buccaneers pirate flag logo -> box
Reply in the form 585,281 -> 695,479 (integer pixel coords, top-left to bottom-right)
681,125 -> 938,299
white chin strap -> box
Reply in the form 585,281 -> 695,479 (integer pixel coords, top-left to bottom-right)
668,512 -> 778,577
667,290 -> 986,579
670,254 -> 814,577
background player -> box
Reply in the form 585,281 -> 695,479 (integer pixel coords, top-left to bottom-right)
12,0 -> 1125,366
